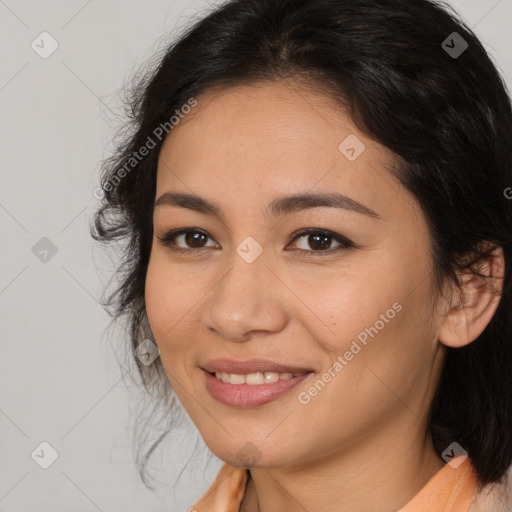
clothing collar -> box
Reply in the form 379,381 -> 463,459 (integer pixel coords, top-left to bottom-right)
191,456 -> 481,512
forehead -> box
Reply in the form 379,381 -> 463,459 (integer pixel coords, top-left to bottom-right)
155,80 -> 411,220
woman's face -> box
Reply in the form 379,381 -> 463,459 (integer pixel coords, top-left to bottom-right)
145,80 -> 447,469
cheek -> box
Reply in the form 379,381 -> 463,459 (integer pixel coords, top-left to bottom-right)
144,248 -> 218,385
320,289 -> 438,426
144,256 -> 194,395
144,249 -> 192,350
297,301 -> 436,444
144,254 -> 168,339
289,262 -> 406,355
298,251 -> 436,389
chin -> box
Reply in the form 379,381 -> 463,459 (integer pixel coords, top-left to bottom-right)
204,438 -> 283,469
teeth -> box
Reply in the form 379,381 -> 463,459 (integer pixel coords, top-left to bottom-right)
214,371 -> 303,385
230,373 -> 246,384
264,372 -> 279,384
246,372 -> 264,385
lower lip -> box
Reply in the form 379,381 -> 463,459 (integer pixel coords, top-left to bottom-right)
203,370 -> 312,408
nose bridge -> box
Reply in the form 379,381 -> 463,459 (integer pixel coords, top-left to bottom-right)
203,238 -> 287,341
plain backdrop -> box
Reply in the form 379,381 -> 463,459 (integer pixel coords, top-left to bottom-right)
1,1 -> 511,511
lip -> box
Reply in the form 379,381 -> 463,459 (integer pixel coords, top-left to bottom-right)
202,358 -> 312,375
203,371 -> 312,407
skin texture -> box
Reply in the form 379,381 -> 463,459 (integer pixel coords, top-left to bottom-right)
144,80 -> 504,512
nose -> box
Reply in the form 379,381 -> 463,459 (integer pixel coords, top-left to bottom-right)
202,246 -> 289,342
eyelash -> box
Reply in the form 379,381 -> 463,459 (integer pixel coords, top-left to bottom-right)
156,227 -> 355,258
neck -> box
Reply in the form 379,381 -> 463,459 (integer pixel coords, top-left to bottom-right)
240,415 -> 445,512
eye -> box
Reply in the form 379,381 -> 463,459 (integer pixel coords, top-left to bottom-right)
286,228 -> 354,257
157,228 -> 219,253
156,227 -> 355,257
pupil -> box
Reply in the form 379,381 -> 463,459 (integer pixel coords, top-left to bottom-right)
186,232 -> 206,248
310,234 -> 330,250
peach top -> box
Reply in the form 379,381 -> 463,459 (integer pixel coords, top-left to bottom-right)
190,456 -> 479,512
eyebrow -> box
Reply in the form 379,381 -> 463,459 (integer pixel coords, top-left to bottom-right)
154,191 -> 380,220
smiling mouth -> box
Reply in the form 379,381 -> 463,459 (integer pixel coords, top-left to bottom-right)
210,370 -> 309,385
203,369 -> 313,408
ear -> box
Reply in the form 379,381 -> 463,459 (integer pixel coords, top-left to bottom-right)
438,245 -> 505,348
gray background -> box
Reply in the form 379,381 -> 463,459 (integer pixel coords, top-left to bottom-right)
1,1 -> 511,511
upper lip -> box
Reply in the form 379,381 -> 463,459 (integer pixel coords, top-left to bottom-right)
202,358 -> 312,375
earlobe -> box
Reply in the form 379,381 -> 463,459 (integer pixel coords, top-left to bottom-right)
438,246 -> 504,349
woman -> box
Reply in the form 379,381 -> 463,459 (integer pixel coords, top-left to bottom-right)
92,0 -> 512,510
